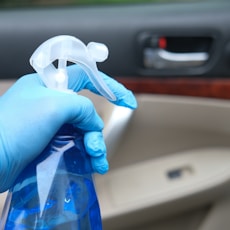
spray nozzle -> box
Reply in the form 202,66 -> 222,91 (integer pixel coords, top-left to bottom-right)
29,35 -> 116,101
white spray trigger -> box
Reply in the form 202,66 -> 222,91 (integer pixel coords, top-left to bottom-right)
29,35 -> 116,101
87,42 -> 109,62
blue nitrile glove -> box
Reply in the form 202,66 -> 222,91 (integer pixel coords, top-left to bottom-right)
0,64 -> 137,193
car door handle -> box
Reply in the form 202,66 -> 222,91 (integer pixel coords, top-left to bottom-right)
144,48 -> 209,69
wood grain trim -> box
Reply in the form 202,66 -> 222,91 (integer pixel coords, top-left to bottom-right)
116,77 -> 230,100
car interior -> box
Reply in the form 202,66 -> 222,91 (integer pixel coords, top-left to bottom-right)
1,0 -> 230,229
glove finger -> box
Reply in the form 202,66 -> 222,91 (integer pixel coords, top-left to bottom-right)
11,75 -> 104,132
58,93 -> 104,132
67,65 -> 137,109
84,131 -> 106,157
91,155 -> 109,175
84,131 -> 109,174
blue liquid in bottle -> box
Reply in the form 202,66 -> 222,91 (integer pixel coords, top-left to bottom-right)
1,124 -> 102,230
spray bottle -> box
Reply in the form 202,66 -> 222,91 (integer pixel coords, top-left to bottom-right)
0,35 -> 116,230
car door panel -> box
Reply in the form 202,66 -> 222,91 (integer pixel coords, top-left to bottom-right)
1,1 -> 230,230
0,1 -> 230,79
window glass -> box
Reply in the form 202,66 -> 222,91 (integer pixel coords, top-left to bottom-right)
0,0 -> 199,8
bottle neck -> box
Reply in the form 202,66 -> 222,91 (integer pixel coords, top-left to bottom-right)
52,124 -> 93,175
56,124 -> 83,137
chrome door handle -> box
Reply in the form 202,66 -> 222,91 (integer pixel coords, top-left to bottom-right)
144,48 -> 209,69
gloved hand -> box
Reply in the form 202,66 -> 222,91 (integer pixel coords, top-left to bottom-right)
0,64 -> 137,193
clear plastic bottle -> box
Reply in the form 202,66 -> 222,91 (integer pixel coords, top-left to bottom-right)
1,124 -> 102,230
